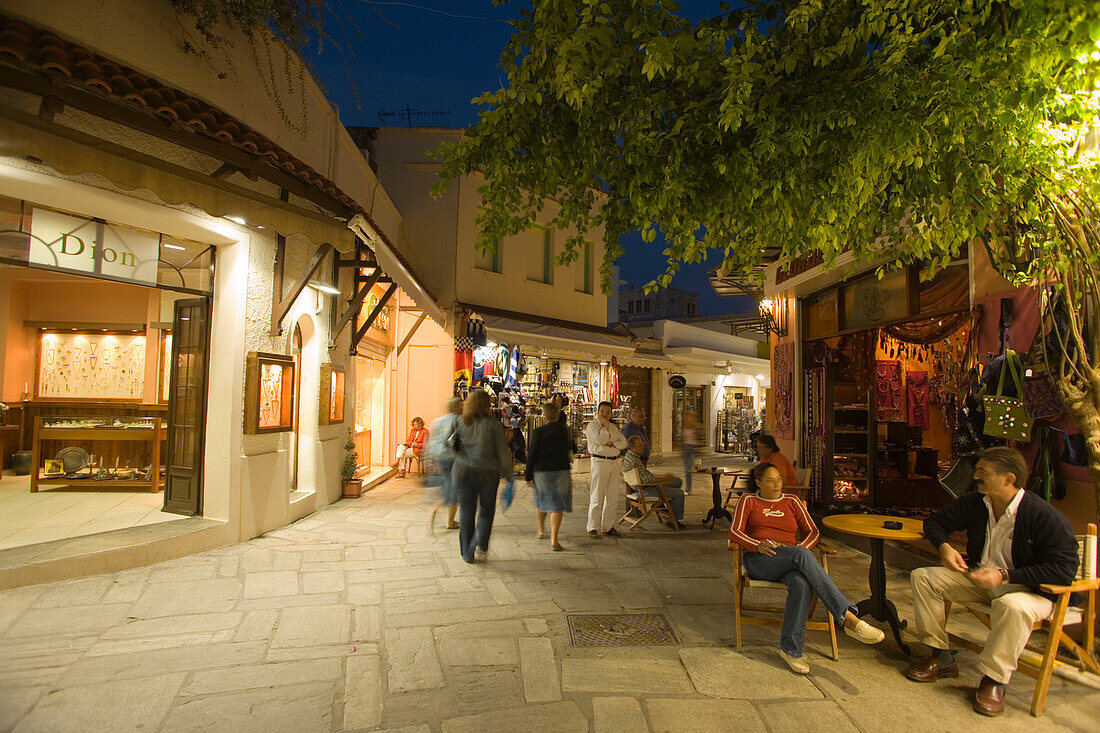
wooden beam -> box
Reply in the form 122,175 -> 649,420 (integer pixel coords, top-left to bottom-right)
270,242 -> 334,336
353,283 -> 397,348
329,269 -> 380,346
210,163 -> 237,180
395,312 -> 428,358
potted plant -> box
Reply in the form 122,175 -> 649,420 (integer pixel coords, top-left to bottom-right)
341,429 -> 362,498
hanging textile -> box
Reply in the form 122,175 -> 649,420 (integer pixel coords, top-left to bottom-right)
505,346 -> 520,388
454,337 -> 473,397
907,371 -> 930,429
609,357 -> 620,406
773,342 -> 795,439
466,314 -> 487,346
875,359 -> 903,422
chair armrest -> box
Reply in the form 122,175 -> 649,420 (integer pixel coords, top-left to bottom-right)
1039,578 -> 1100,595
816,543 -> 836,556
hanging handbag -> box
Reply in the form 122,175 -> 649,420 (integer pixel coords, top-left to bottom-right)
982,350 -> 1033,442
1022,309 -> 1064,419
1025,426 -> 1054,501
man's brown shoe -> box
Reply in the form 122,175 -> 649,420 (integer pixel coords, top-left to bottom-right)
905,655 -> 959,682
973,676 -> 1006,716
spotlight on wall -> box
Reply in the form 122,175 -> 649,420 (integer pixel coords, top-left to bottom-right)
758,298 -> 787,337
309,283 -> 341,296
226,216 -> 247,226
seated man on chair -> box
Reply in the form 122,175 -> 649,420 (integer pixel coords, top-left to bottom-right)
906,447 -> 1079,717
622,435 -> 685,524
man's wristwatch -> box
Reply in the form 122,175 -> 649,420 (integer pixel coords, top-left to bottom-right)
999,568 -> 1010,584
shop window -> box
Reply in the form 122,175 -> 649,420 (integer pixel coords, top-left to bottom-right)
37,330 -> 146,400
802,290 -> 839,339
475,236 -> 502,273
319,363 -> 346,424
159,331 -> 173,403
244,352 -> 295,434
839,268 -> 908,331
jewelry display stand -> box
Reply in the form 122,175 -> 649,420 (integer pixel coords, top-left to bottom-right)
30,416 -> 163,493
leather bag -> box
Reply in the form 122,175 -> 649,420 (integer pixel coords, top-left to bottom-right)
982,350 -> 1033,442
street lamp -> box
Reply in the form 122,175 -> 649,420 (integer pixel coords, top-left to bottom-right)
758,298 -> 787,337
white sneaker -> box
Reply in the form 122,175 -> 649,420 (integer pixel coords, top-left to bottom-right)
779,649 -> 810,674
475,548 -> 487,559
844,619 -> 885,645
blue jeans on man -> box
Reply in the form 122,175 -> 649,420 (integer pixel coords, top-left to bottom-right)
741,545 -> 856,657
453,465 -> 499,563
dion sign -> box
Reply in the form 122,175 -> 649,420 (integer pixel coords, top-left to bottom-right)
29,208 -> 160,285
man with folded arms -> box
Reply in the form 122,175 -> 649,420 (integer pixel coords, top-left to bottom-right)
905,447 -> 1078,716
584,401 -> 629,538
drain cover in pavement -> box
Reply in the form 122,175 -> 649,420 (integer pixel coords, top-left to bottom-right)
567,613 -> 677,647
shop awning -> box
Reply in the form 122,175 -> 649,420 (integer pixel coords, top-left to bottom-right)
663,346 -> 770,374
349,216 -> 446,328
617,350 -> 676,369
464,303 -> 634,357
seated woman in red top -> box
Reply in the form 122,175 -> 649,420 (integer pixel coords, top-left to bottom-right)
394,417 -> 429,478
755,434 -> 798,486
729,463 -> 884,674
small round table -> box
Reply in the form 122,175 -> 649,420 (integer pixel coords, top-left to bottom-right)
694,467 -> 738,528
821,513 -> 924,655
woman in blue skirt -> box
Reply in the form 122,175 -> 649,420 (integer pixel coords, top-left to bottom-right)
524,401 -> 574,550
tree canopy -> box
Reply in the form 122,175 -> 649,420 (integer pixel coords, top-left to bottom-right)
433,0 -> 1100,294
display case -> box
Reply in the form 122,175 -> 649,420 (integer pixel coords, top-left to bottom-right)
31,415 -> 163,492
319,364 -> 346,425
244,352 -> 295,434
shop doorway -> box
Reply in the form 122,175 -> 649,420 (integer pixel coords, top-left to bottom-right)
162,298 -> 210,515
672,386 -> 705,450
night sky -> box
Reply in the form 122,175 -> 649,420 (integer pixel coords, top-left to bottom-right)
308,1 -> 755,317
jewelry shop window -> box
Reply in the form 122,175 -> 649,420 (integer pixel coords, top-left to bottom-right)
245,352 -> 296,434
319,363 -> 346,425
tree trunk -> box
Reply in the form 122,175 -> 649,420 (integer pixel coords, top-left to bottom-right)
1055,371 -> 1100,525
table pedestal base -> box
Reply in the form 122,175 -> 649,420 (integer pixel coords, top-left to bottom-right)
704,470 -> 731,529
851,538 -> 911,655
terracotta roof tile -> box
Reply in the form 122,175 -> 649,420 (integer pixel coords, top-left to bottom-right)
0,13 -> 437,304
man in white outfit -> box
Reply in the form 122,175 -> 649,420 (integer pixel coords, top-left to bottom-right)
584,401 -> 628,537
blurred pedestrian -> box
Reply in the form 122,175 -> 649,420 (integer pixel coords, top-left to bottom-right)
525,401 -> 574,550
426,397 -> 463,534
451,388 -> 514,563
681,410 -> 700,493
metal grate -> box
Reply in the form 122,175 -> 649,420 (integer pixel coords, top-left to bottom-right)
567,613 -> 678,647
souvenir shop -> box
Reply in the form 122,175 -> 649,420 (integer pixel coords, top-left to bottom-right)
453,307 -> 634,457
794,255 -> 973,513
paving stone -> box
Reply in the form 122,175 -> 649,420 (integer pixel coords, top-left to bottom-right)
452,668 -> 524,713
524,617 -> 549,634
3,603 -> 131,639
645,699 -> 766,733
217,556 -> 240,577
354,606 -> 382,642
344,546 -> 373,562
678,647 -> 822,700
519,636 -> 560,702
440,700 -> 588,733
243,570 -> 300,598
301,570 -> 345,593
608,580 -> 665,609
657,578 -> 735,605
385,602 -> 561,628
386,626 -> 444,692
483,578 -> 517,604
433,620 -> 528,640
270,605 -> 351,648
592,696 -> 647,733
148,562 -> 217,583
560,657 -> 692,694
0,685 -> 44,731
301,549 -> 342,563
183,657 -> 342,695
0,636 -> 95,688
384,591 -> 498,616
32,578 -> 112,607
162,680 -> 333,732
343,653 -> 383,729
59,642 -> 266,685
103,612 -> 243,639
234,592 -> 341,611
754,700 -> 859,733
86,632 -> 214,657
100,582 -> 145,604
665,604 -> 739,645
128,579 -> 241,618
439,637 -> 518,666
272,552 -> 302,571
381,726 -> 431,733
264,643 -> 372,661
233,610 -> 278,642
438,577 -> 484,593
347,583 -> 382,605
380,687 -> 460,729
13,673 -> 184,733
0,586 -> 45,636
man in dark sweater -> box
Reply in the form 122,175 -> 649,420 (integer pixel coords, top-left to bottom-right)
905,447 -> 1078,716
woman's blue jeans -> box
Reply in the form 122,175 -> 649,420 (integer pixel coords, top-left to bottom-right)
453,465 -> 499,563
741,545 -> 855,657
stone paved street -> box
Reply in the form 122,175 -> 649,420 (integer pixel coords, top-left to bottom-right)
1,470 -> 1098,732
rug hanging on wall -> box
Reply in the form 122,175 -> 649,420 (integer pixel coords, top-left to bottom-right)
773,342 -> 795,440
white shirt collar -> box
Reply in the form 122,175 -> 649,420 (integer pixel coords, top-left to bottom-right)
983,488 -> 1025,519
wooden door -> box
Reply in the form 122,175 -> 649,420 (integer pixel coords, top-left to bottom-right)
162,298 -> 210,516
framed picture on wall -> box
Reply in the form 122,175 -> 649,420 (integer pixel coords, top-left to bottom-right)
36,330 -> 147,401
319,363 -> 346,425
244,351 -> 295,434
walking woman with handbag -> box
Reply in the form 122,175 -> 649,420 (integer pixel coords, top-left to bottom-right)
451,389 -> 514,563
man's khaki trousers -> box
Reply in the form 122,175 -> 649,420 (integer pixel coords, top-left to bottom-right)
911,566 -> 1053,684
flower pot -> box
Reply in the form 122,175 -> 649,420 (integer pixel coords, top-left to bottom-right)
11,451 -> 32,476
342,479 -> 363,498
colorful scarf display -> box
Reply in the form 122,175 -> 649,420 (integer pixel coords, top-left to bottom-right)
907,370 -> 929,429
875,359 -> 903,422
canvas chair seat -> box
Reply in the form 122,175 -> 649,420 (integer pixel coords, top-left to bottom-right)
617,467 -> 681,531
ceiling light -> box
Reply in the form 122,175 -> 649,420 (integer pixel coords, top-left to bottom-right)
309,283 -> 340,295
757,374 -> 767,380
226,216 -> 246,225
163,243 -> 186,251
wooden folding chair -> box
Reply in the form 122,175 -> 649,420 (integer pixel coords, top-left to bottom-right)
727,494 -> 840,661
947,522 -> 1098,717
617,468 -> 682,531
